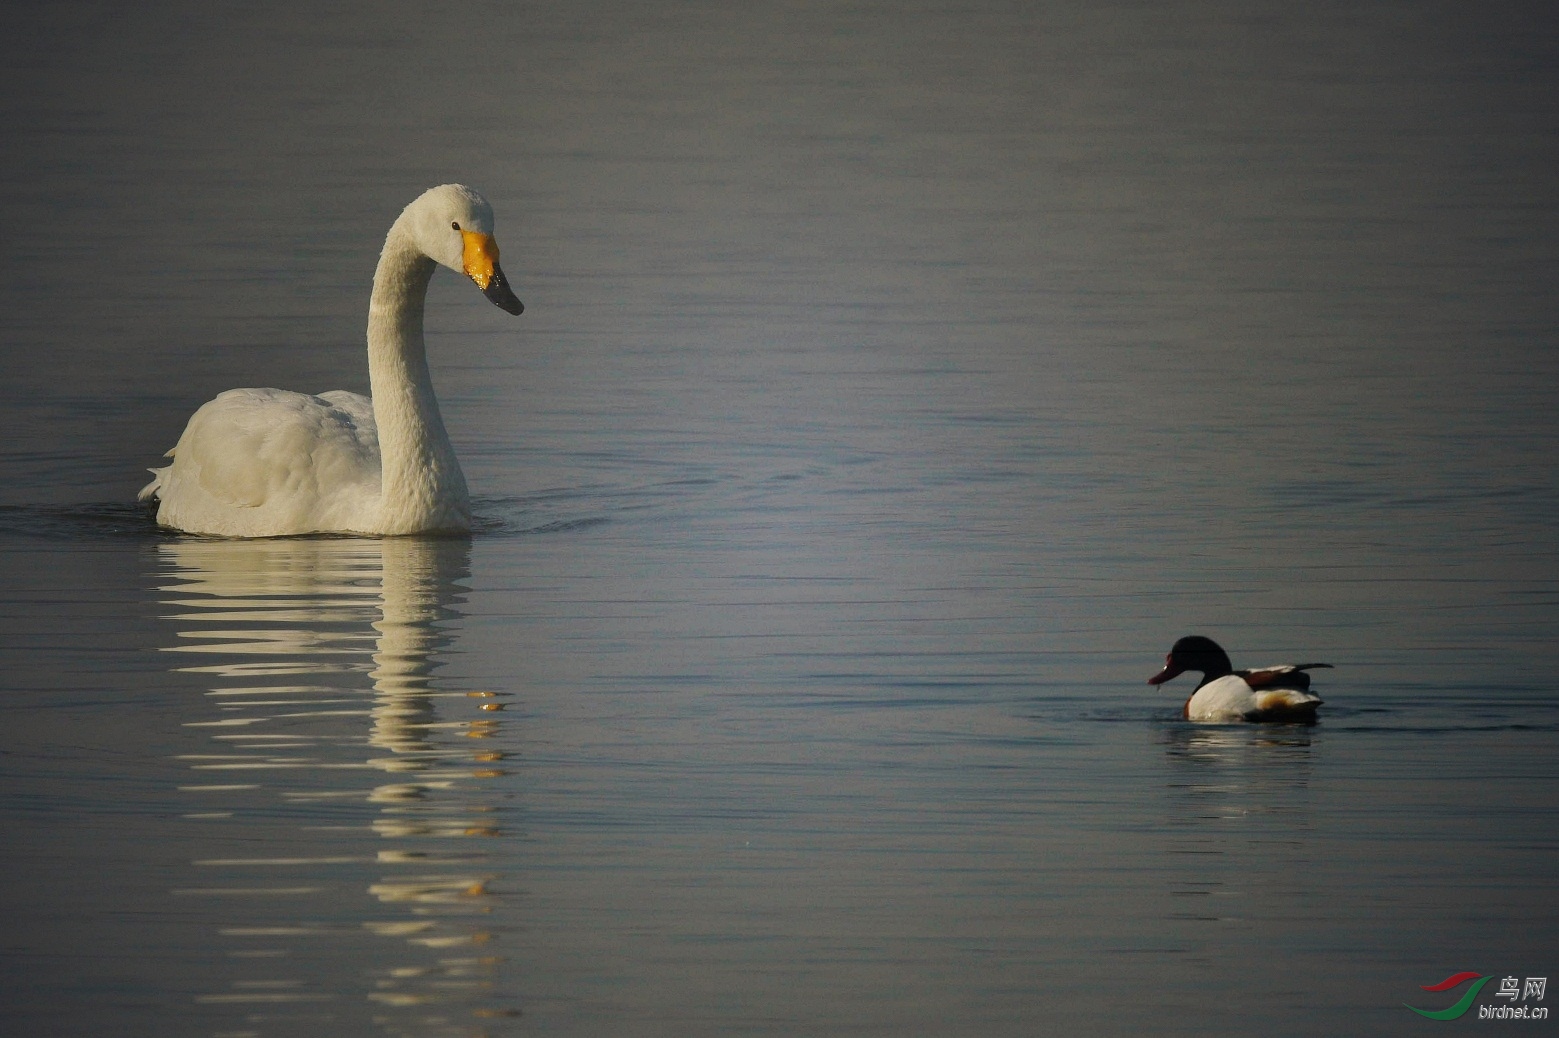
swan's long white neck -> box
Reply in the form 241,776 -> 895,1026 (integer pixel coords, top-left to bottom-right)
367,221 -> 471,534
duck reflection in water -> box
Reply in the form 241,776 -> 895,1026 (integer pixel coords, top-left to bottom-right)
1156,721 -> 1317,927
158,535 -> 518,1025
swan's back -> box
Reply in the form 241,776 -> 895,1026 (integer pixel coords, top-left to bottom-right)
142,388 -> 382,536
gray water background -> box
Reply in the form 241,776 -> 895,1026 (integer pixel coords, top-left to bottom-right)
2,0 -> 1558,1034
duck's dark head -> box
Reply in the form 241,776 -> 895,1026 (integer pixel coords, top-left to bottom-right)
1147,635 -> 1234,687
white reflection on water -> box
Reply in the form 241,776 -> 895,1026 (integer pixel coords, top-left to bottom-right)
158,536 -> 520,1031
1157,723 -> 1317,935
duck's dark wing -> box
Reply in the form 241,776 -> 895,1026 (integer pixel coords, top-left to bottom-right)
1237,662 -> 1332,691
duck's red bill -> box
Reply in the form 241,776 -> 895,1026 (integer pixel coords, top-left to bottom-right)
1147,663 -> 1184,685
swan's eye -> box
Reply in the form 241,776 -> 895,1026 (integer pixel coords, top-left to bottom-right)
451,221 -> 461,231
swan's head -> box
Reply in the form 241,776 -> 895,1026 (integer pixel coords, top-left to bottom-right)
402,184 -> 524,315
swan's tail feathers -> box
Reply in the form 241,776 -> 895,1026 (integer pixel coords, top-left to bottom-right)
139,466 -> 169,502
139,447 -> 175,502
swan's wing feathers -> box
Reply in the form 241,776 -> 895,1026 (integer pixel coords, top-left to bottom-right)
176,389 -> 378,512
315,390 -> 376,430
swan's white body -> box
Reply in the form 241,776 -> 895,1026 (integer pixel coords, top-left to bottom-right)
140,184 -> 522,537
1182,670 -> 1324,722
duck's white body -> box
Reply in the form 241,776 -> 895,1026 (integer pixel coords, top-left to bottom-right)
1183,669 -> 1324,722
140,184 -> 522,537
1148,636 -> 1329,722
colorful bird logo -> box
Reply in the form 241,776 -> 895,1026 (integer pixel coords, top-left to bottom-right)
1405,972 -> 1492,1020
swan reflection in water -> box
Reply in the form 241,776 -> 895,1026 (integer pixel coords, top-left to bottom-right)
158,535 -> 520,1031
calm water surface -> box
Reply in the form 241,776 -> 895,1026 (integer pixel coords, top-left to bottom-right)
2,1 -> 1558,1035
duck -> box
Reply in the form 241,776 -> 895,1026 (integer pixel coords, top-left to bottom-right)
139,184 -> 524,537
1147,635 -> 1329,721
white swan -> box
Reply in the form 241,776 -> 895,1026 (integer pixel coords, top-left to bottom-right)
139,184 -> 523,537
